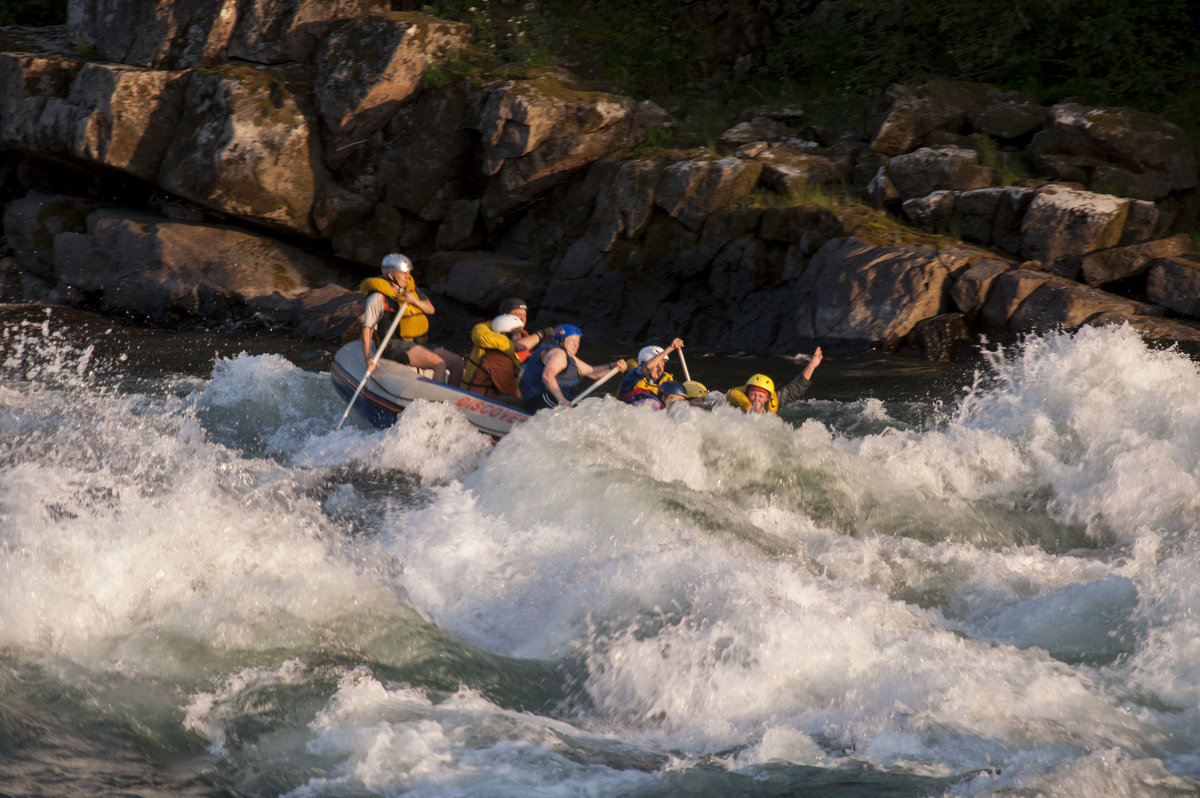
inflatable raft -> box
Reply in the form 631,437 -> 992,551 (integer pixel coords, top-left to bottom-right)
329,342 -> 531,438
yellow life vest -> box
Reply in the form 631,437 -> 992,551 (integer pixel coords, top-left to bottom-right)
360,276 -> 429,341
461,321 -> 521,390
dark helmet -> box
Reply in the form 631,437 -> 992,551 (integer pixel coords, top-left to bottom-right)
659,380 -> 686,397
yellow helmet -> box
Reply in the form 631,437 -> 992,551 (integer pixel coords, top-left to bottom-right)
682,380 -> 708,400
745,374 -> 775,395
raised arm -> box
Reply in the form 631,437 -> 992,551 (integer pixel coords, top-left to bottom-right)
779,347 -> 823,408
642,337 -> 683,374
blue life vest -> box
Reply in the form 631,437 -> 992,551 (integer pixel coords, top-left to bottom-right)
520,341 -> 582,407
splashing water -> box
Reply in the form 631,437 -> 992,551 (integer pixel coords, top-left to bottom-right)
3,317 -> 1200,797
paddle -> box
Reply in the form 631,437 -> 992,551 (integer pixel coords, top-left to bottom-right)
677,348 -> 692,382
571,359 -> 624,404
335,300 -> 408,431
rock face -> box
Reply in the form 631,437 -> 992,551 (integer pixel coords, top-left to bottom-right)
69,0 -> 390,69
792,238 -> 958,346
1,11 -> 1199,361
315,13 -> 471,149
53,208 -> 345,324
159,65 -> 322,234
886,147 -> 993,199
1029,103 -> 1199,201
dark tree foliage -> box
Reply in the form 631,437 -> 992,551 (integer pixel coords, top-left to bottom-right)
765,0 -> 1200,107
420,0 -> 1200,113
0,0 -> 67,26
7,0 -> 1196,112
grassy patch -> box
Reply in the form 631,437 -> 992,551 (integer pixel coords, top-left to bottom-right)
834,203 -> 957,249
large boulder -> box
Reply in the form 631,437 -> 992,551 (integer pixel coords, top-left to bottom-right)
1006,274 -> 1161,332
886,146 -> 994,199
537,270 -> 627,340
1018,185 -> 1133,275
583,156 -> 664,250
905,312 -> 975,361
60,63 -> 190,179
950,258 -> 1012,316
751,144 -> 846,196
0,53 -> 335,236
790,237 -> 960,346
472,71 -> 646,219
1147,256 -> 1200,319
158,64 -> 322,234
68,0 -> 238,69
979,268 -> 1052,328
951,187 -> 1034,254
1078,234 -> 1194,287
870,83 -> 977,156
0,55 -> 189,182
428,251 -> 548,311
869,81 -> 1016,156
315,12 -> 470,151
68,0 -> 388,69
3,191 -> 105,280
346,86 -> 477,220
52,209 -> 345,324
329,203 -> 433,267
970,94 -> 1047,141
981,268 -> 1160,331
226,0 -> 390,65
287,284 -> 363,341
654,156 -> 763,231
1028,103 -> 1198,201
901,191 -> 956,233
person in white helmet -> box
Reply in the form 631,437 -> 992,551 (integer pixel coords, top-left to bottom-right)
619,337 -> 684,405
460,298 -> 552,395
460,313 -> 526,401
360,253 -> 464,385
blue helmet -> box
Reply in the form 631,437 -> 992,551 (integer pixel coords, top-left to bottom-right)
553,324 -> 582,344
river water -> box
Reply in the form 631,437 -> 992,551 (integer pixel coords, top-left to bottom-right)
3,303 -> 1200,797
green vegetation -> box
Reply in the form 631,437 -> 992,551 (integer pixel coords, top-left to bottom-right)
415,0 -> 1200,144
971,136 -> 1034,185
761,0 -> 1199,108
0,0 -> 66,26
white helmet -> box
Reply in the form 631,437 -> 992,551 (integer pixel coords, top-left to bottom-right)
381,253 -> 412,275
492,313 -> 524,334
638,345 -> 666,365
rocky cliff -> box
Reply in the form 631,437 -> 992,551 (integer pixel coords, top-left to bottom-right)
3,0 -> 1200,358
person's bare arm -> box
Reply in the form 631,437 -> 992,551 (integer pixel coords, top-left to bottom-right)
403,288 -> 435,315
361,325 -> 377,372
803,346 -> 823,380
576,358 -> 628,378
541,349 -> 571,407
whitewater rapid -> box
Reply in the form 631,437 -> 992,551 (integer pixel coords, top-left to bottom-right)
3,314 -> 1200,796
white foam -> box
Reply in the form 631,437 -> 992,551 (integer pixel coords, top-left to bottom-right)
283,670 -> 651,797
372,332 -> 1200,786
8,322 -> 1200,794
